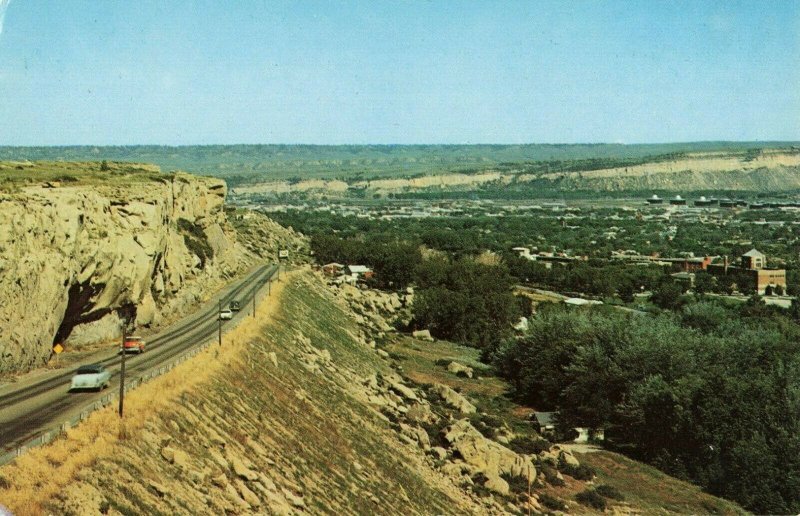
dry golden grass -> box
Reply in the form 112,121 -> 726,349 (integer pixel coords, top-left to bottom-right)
0,269 -> 298,515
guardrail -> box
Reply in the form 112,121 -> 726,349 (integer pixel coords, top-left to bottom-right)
0,339 -> 214,467
0,266 -> 280,467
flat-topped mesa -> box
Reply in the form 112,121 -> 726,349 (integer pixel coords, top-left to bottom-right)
0,164 -> 247,375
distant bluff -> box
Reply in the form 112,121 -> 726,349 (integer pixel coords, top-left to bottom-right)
230,149 -> 800,198
0,162 -> 306,375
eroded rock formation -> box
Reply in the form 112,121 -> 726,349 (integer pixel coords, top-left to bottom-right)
0,169 -> 304,374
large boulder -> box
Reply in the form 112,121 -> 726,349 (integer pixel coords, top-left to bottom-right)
412,329 -> 434,341
447,361 -> 474,378
444,419 -> 536,495
431,384 -> 476,414
389,381 -> 419,402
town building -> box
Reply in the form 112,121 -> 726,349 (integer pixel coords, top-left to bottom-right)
321,263 -> 345,276
347,265 -> 374,280
665,256 -> 712,272
706,249 -> 787,295
694,196 -> 717,207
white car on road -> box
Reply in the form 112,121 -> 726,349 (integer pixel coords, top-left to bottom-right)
219,308 -> 233,320
70,364 -> 111,391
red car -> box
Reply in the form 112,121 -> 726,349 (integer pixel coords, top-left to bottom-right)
123,336 -> 145,354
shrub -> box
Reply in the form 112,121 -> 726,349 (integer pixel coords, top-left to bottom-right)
469,413 -> 504,439
540,464 -> 565,487
576,489 -> 606,510
558,457 -> 595,480
471,472 -> 492,498
508,435 -> 552,455
177,218 -> 213,267
420,416 -> 450,448
596,484 -> 625,500
434,358 -> 451,367
501,472 -> 531,494
539,493 -> 568,511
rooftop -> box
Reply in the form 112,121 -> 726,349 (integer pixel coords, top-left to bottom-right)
743,248 -> 765,258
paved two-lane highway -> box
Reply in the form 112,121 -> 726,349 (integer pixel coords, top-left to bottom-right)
0,263 -> 278,452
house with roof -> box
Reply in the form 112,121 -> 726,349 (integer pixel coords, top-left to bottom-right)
741,248 -> 766,269
347,265 -> 374,281
532,412 -> 556,436
531,411 -> 605,443
321,263 -> 345,276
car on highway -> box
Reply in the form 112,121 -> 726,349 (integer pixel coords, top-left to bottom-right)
229,300 -> 241,312
70,364 -> 111,392
122,335 -> 145,354
219,308 -> 233,320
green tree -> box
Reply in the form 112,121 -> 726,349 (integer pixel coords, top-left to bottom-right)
413,258 -> 519,353
650,279 -> 686,311
693,271 -> 714,295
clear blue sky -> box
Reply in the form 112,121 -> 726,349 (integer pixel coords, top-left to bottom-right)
0,1 -> 797,145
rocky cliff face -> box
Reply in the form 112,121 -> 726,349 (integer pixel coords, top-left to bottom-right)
0,169 -> 302,375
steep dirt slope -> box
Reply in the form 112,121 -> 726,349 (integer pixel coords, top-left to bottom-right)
0,271 -> 478,515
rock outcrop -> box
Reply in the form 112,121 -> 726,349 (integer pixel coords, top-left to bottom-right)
431,383 -> 477,415
443,419 -> 536,496
0,167 -> 305,374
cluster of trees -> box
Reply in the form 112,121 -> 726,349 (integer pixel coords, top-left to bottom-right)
281,205 -> 800,512
311,233 -> 521,350
291,205 -> 800,512
493,301 -> 800,514
311,234 -> 421,289
506,256 -> 666,300
413,258 -> 521,353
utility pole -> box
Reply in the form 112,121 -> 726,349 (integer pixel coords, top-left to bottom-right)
118,327 -> 126,418
252,285 -> 256,318
218,299 -> 222,346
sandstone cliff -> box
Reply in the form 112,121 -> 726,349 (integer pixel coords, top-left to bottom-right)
230,149 -> 800,198
0,164 -> 306,375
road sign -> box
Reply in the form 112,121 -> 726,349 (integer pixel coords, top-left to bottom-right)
53,344 -> 64,354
